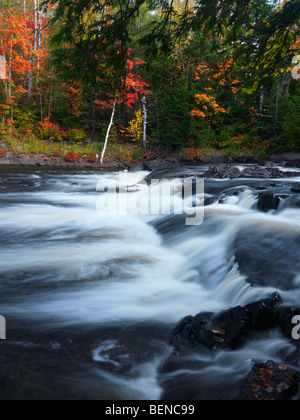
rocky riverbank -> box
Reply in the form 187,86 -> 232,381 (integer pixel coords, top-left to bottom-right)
1,147 -> 300,172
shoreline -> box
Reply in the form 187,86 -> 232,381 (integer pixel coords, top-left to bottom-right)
1,150 -> 300,172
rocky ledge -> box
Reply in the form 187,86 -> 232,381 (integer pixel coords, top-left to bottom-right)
201,165 -> 300,179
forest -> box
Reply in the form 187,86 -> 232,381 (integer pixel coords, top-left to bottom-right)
0,0 -> 299,164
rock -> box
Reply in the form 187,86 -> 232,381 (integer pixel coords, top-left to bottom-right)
20,179 -> 35,187
146,160 -> 182,172
202,165 -> 300,180
204,196 -> 217,206
257,192 -> 280,212
18,155 -> 38,166
129,160 -> 181,173
129,163 -> 146,172
0,158 -> 11,165
235,154 -> 256,164
236,360 -> 299,400
291,184 -> 300,194
202,165 -> 243,179
172,313 -> 225,350
172,293 -> 282,351
281,152 -> 300,163
214,293 -> 282,348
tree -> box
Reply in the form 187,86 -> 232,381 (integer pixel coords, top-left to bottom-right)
95,57 -> 149,164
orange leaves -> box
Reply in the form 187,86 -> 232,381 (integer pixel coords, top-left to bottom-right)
0,148 -> 7,158
182,147 -> 202,161
64,82 -> 84,118
191,110 -> 206,118
40,118 -> 66,142
87,153 -> 98,163
65,150 -> 81,162
191,92 -> 228,119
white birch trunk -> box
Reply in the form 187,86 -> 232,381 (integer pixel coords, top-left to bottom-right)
142,97 -> 147,149
100,99 -> 116,165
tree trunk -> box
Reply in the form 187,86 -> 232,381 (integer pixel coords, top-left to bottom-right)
28,0 -> 38,100
100,99 -> 116,165
48,66 -> 54,119
142,96 -> 147,149
260,85 -> 264,112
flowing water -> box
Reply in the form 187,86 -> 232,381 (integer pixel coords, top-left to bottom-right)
0,165 -> 300,400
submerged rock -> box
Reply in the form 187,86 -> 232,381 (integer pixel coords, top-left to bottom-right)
237,360 -> 299,400
20,179 -> 35,188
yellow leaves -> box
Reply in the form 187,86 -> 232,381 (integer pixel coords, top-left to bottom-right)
124,110 -> 144,143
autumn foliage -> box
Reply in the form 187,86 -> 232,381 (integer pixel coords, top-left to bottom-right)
87,153 -> 98,163
65,150 -> 81,162
0,149 -> 7,158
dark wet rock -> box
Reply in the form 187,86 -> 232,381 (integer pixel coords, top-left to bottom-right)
234,227 -> 300,291
172,313 -> 224,350
146,160 -> 182,172
129,163 -> 148,172
130,160 -> 181,173
204,196 -> 217,206
172,293 -> 282,351
214,293 -> 282,348
202,166 -> 242,179
257,192 -> 281,212
291,184 -> 300,194
236,360 -> 299,400
20,179 -> 35,187
202,165 -> 300,180
235,154 -> 256,164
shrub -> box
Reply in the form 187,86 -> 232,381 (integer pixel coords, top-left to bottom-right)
65,150 -> 81,162
117,146 -> 134,162
40,118 -> 66,142
0,148 -> 7,157
182,147 -> 202,161
67,128 -> 86,143
52,148 -> 63,158
87,153 -> 97,163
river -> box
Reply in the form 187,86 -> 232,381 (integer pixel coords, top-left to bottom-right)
0,165 -> 300,400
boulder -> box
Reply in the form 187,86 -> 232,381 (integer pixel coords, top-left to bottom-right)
202,166 -> 242,179
257,192 -> 280,212
130,160 -> 181,173
214,293 -> 282,348
202,165 -> 300,180
172,293 -> 282,351
18,155 -> 38,166
237,360 -> 299,400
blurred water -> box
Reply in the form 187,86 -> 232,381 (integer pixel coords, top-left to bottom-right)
0,166 -> 299,400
